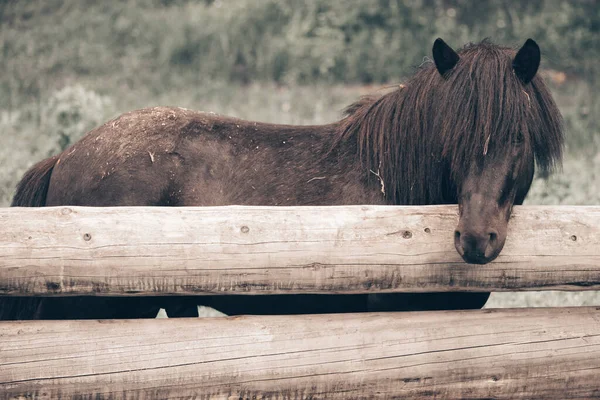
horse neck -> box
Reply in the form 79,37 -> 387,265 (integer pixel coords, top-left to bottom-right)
336,106 -> 457,206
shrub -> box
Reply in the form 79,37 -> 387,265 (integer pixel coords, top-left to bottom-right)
42,85 -> 114,155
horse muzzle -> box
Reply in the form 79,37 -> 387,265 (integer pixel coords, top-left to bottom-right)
454,226 -> 504,264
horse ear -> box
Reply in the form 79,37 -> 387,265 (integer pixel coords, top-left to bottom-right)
513,39 -> 540,84
432,38 -> 459,77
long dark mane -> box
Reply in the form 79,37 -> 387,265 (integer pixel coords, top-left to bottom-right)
335,39 -> 564,205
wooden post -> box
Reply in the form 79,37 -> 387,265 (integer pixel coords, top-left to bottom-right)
1,205 -> 599,295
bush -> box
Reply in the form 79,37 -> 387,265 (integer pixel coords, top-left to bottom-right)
0,85 -> 114,206
42,85 -> 114,155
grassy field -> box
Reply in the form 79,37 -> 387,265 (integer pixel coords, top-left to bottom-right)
1,0 -> 598,311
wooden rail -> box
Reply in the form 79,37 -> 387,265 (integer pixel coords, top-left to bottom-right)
1,307 -> 599,399
1,205 -> 599,296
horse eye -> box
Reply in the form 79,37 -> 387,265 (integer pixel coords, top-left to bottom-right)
512,132 -> 524,145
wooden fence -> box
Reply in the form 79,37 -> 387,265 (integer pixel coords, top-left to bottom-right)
1,205 -> 599,398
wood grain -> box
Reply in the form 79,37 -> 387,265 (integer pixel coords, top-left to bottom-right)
0,205 -> 599,296
1,307 -> 599,399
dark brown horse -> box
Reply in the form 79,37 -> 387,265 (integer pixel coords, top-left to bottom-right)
2,38 -> 563,320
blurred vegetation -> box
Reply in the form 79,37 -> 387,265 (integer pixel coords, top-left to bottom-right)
2,0 -> 598,85
0,0 -> 598,308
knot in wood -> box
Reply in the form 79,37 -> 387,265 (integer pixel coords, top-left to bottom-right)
240,226 -> 250,234
83,233 -> 92,241
402,230 -> 413,239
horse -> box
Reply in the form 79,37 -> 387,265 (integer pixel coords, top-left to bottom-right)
2,38 -> 564,320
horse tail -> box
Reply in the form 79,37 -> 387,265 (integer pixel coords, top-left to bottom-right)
11,155 -> 59,207
1,156 -> 58,320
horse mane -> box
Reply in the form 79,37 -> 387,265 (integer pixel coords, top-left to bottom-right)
335,39 -> 564,205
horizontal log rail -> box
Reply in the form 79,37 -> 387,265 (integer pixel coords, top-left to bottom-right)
0,205 -> 599,296
1,307 -> 599,399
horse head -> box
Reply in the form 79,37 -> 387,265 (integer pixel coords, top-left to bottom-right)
431,38 -> 563,264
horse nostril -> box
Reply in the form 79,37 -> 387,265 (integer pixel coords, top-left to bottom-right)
454,230 -> 464,256
485,231 -> 499,259
454,230 -> 461,244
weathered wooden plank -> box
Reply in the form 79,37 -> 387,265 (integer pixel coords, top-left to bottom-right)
1,307 -> 599,399
0,205 -> 599,296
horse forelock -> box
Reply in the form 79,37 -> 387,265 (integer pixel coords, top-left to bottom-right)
336,39 -> 564,205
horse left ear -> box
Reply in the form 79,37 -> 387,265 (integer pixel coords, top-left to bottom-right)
432,38 -> 459,77
513,39 -> 540,84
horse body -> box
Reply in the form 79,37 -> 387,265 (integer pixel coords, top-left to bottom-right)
45,107 -> 383,208
3,38 -> 564,320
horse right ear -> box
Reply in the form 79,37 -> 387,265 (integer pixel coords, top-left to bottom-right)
513,39 -> 541,84
432,38 -> 460,77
